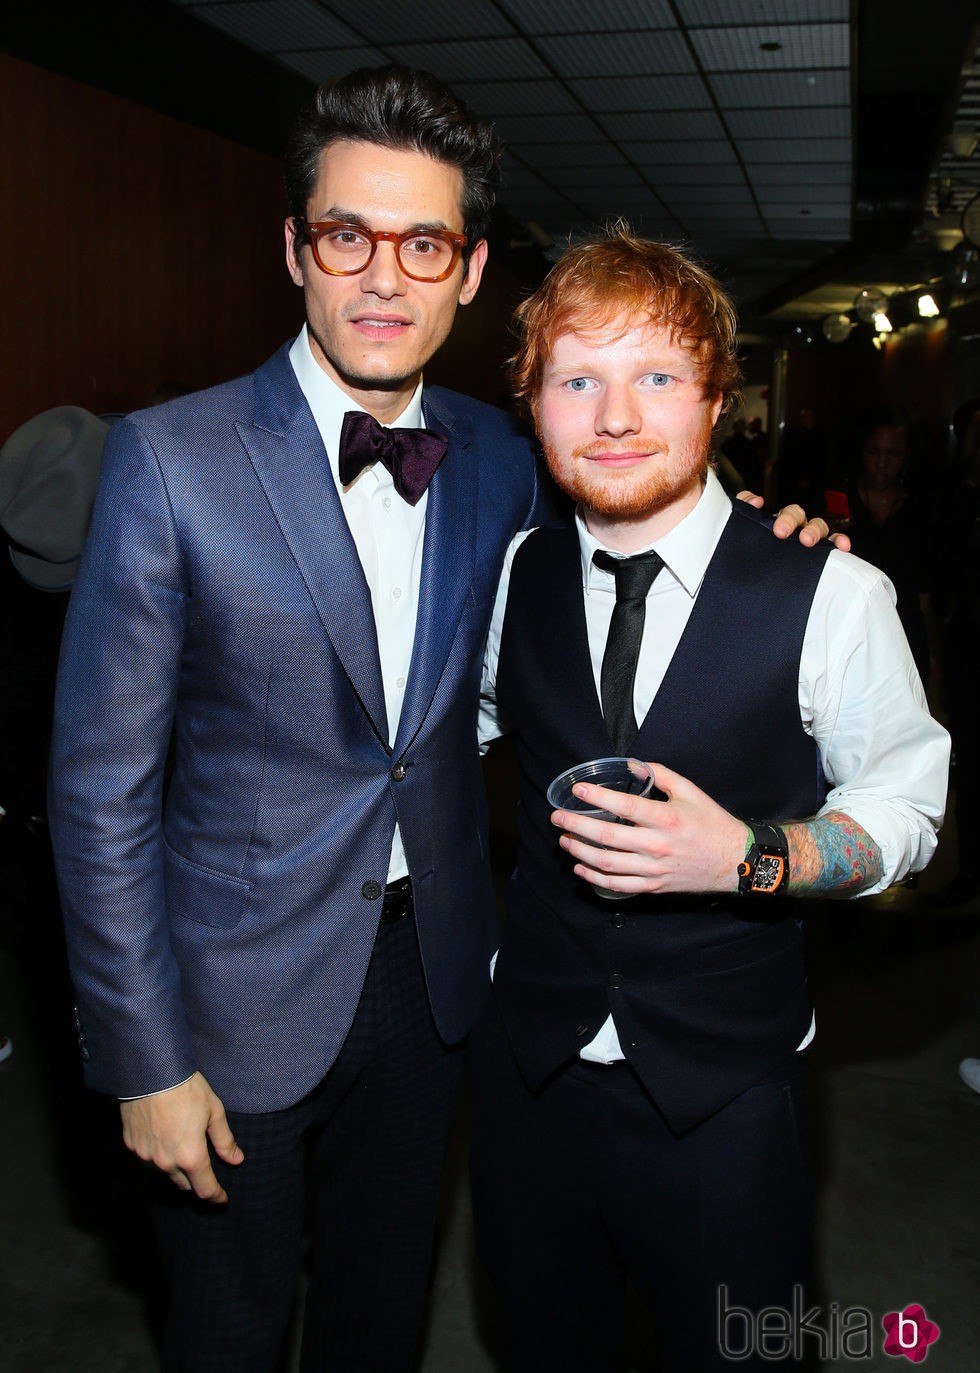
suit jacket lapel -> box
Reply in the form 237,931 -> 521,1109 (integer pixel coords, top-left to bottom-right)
394,389 -> 477,754
238,346 -> 389,742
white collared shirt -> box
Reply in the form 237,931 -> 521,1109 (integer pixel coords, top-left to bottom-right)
290,325 -> 428,882
480,469 -> 950,1061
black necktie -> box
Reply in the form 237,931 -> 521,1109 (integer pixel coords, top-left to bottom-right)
593,548 -> 664,754
338,411 -> 449,506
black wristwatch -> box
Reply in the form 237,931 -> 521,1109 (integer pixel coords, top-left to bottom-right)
737,821 -> 789,896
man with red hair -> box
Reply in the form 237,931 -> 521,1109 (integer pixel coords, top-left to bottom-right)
471,227 -> 948,1372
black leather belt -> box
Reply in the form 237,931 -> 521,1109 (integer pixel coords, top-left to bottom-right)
379,876 -> 414,923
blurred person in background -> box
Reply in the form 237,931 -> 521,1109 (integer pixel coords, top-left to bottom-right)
844,405 -> 939,690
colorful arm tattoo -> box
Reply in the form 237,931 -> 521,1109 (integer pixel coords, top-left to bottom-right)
785,810 -> 883,896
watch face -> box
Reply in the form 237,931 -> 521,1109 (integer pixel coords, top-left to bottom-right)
752,854 -> 785,892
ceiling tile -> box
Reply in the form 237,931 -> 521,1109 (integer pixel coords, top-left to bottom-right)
676,204 -> 763,222
727,107 -> 851,140
676,0 -> 848,22
746,162 -> 851,186
279,47 -> 389,81
493,113 -> 601,143
738,137 -> 851,162
384,38 -> 551,81
632,163 -> 747,185
622,140 -> 738,166
186,0 -> 362,51
515,143 -> 634,167
754,192 -> 851,211
317,0 -> 518,42
709,68 -> 850,108
535,29 -> 695,78
690,23 -> 850,72
596,110 -> 727,142
569,75 -> 712,110
545,165 -> 649,189
453,80 -> 581,116
496,0 -> 677,33
660,183 -> 755,206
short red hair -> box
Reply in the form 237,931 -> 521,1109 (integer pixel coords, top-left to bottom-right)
509,224 -> 741,418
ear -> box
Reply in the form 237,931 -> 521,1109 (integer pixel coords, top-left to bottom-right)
708,391 -> 724,428
457,238 -> 489,306
285,218 -> 305,287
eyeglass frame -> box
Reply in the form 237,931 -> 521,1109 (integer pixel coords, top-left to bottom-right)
294,218 -> 470,283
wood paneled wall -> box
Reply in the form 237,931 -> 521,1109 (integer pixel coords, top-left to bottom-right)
0,53 -> 306,438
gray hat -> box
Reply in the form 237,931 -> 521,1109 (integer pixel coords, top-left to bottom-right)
0,406 -> 109,591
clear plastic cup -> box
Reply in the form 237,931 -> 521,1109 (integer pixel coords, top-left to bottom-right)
547,756 -> 655,898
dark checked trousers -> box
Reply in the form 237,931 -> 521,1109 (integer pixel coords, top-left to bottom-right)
153,897 -> 464,1373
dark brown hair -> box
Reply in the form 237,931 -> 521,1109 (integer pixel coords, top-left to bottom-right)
284,65 -> 501,251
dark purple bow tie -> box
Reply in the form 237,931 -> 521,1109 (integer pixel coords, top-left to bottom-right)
338,411 -> 448,507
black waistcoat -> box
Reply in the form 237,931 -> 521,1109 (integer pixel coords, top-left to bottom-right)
493,501 -> 831,1134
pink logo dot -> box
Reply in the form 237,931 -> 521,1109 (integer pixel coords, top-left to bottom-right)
882,1304 -> 940,1362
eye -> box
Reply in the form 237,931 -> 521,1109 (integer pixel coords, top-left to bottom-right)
564,377 -> 596,393
644,373 -> 671,388
326,225 -> 371,250
401,234 -> 450,261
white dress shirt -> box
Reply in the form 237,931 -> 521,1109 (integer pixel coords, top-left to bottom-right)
290,326 -> 428,883
480,470 -> 950,1061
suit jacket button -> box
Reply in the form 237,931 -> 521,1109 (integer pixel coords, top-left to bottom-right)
391,763 -> 407,781
362,880 -> 384,900
610,912 -> 626,928
608,973 -> 624,990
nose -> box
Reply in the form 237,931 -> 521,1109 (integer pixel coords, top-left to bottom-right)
595,383 -> 641,437
358,239 -> 408,299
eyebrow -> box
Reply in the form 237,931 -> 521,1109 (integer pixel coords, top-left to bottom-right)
545,359 -> 683,376
315,208 -> 458,234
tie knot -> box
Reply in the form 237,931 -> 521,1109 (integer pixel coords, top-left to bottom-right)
593,548 -> 664,602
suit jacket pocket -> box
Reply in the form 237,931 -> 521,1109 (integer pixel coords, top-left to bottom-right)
163,841 -> 254,929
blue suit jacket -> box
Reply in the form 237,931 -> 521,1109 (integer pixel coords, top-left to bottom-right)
49,342 -> 543,1112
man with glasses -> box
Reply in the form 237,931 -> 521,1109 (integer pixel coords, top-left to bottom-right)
50,64 -> 534,1373
49,65 -> 835,1373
